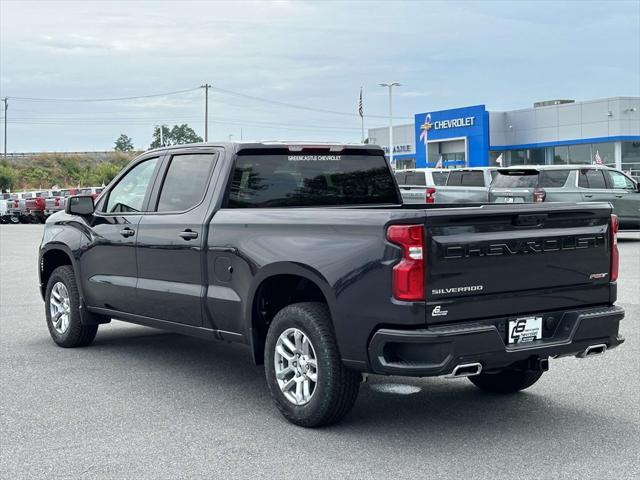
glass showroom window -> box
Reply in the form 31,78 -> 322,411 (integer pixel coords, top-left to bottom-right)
622,141 -> 640,180
567,144 -> 592,164
554,146 -> 569,164
590,142 -> 615,167
509,150 -> 527,166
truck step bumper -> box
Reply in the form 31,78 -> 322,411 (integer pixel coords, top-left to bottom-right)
368,305 -> 625,377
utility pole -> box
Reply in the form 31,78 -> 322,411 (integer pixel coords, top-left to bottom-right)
201,83 -> 211,141
2,97 -> 7,159
379,82 -> 401,168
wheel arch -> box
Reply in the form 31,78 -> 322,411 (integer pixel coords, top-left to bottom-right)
39,245 -> 78,300
246,262 -> 337,365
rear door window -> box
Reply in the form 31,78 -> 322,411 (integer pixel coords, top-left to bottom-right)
540,170 -> 570,187
227,149 -> 398,207
156,153 -> 217,212
578,169 -> 607,189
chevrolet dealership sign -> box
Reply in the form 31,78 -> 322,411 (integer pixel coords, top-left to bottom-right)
433,116 -> 475,130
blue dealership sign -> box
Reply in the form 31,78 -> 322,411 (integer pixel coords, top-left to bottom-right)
414,105 -> 489,168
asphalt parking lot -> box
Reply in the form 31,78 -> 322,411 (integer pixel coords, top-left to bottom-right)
1,225 -> 638,480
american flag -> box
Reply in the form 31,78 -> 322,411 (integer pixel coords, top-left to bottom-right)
358,87 -> 363,118
594,150 -> 603,165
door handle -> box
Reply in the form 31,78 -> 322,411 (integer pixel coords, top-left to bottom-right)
615,195 -> 624,198
583,194 -> 594,198
119,227 -> 135,238
179,229 -> 199,240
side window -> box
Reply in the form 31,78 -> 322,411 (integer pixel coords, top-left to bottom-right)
607,170 -> 636,190
578,169 -> 607,189
460,171 -> 485,187
156,154 -> 217,212
446,171 -> 463,186
540,170 -> 570,187
104,158 -> 158,213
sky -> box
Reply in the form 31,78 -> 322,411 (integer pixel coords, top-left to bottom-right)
1,0 -> 639,152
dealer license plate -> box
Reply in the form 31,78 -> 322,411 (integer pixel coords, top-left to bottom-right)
508,316 -> 542,344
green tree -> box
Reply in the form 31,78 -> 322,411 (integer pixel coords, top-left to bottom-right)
150,124 -> 203,148
90,162 -> 122,186
0,164 -> 17,191
170,124 -> 203,145
114,134 -> 135,152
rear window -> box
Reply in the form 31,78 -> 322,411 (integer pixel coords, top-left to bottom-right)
227,149 -> 398,208
403,172 -> 426,186
447,171 -> 485,187
394,172 -> 407,184
431,172 -> 449,186
492,171 -> 539,188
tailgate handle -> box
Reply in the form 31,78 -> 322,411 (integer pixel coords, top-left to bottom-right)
514,214 -> 547,227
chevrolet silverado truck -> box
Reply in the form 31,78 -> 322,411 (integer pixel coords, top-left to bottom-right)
39,142 -> 625,427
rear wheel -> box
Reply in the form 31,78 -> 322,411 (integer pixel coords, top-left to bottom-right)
468,368 -> 543,394
264,302 -> 360,427
45,266 -> 98,347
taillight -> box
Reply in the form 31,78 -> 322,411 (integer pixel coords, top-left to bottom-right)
610,214 -> 619,282
425,187 -> 436,204
387,224 -> 425,301
55,198 -> 60,207
533,187 -> 546,203
13,200 -> 18,208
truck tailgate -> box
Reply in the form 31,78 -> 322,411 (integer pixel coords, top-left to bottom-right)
425,202 -> 613,324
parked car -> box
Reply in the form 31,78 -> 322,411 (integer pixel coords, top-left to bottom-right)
489,165 -> 640,230
45,188 -> 78,217
435,167 -> 498,203
24,191 -> 51,223
39,142 -> 624,427
0,193 -> 12,223
8,192 -> 31,223
395,168 -> 449,203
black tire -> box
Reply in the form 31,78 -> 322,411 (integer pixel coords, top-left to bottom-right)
468,368 -> 543,394
264,302 -> 360,427
45,265 -> 98,348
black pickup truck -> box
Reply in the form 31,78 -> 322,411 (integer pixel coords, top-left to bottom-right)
39,142 -> 625,427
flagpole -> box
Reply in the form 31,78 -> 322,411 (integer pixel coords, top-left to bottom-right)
359,86 -> 365,143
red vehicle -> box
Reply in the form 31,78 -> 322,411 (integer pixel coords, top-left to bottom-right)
24,191 -> 50,223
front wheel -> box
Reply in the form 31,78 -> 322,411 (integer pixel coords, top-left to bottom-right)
468,368 -> 543,394
45,265 -> 98,347
264,302 -> 360,427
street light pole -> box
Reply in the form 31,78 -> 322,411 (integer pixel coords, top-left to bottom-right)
379,82 -> 401,168
201,83 -> 212,141
2,97 -> 7,160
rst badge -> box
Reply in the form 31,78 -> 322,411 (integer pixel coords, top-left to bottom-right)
508,316 -> 542,344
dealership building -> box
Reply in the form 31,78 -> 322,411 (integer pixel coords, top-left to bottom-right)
368,96 -> 640,178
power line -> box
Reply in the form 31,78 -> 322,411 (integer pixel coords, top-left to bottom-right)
9,87 -> 201,103
210,85 -> 413,120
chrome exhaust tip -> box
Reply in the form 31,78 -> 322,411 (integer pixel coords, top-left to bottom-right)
446,362 -> 483,378
577,343 -> 607,358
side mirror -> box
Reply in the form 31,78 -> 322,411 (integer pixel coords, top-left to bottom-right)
65,195 -> 94,215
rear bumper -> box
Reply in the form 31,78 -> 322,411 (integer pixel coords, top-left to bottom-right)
368,305 -> 625,377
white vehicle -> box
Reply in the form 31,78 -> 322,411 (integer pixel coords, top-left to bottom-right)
394,168 -> 449,204
436,167 -> 499,203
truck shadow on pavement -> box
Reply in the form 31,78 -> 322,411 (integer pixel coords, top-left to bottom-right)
84,323 -> 635,445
